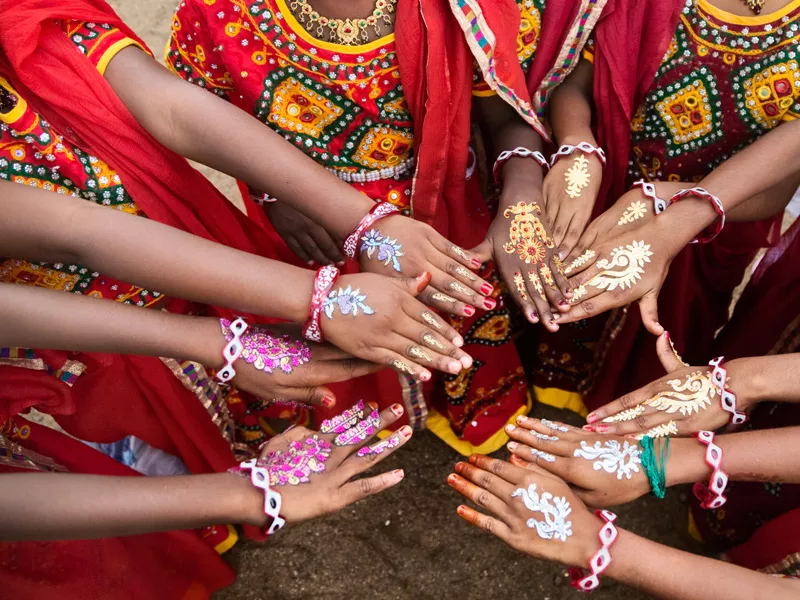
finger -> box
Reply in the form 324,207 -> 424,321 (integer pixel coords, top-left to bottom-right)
467,454 -> 536,487
433,238 -> 485,271
380,345 -> 435,381
515,415 -> 584,438
404,295 -> 465,347
272,384 -> 335,408
550,206 -> 573,249
455,505 -> 513,542
585,387 -> 651,426
599,409 -> 677,437
398,314 -> 471,373
444,261 -> 496,308
639,291 -> 664,336
504,423 -> 573,457
505,268 -> 540,325
284,235 -> 314,265
538,260 -> 570,315
504,440 -> 573,480
308,225 -> 346,266
467,239 -> 493,265
508,453 -> 554,475
556,291 -> 625,325
337,468 -> 406,508
563,237 -> 599,274
310,358 -> 384,383
446,472 -> 513,522
417,285 -> 475,319
297,232 -> 333,266
656,331 -> 685,373
550,256 -> 572,301
453,460 -> 516,498
340,425 -> 413,478
525,269 -> 560,332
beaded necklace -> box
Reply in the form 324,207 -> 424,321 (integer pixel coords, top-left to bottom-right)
288,0 -> 397,45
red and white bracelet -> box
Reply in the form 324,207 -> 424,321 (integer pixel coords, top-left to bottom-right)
692,431 -> 729,510
569,510 -> 619,592
248,187 -> 277,206
549,142 -> 607,169
215,317 -> 249,383
668,187 -> 726,244
342,201 -> 400,258
492,147 -> 550,184
229,458 -> 286,536
302,265 -> 340,342
631,179 -> 669,214
708,356 -> 748,425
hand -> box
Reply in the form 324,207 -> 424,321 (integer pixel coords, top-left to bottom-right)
559,215 -> 687,334
542,149 -> 603,259
212,322 -> 381,408
237,401 -> 412,527
504,416 -> 651,508
476,193 -> 571,332
446,453 -> 603,569
358,215 -> 495,318
583,333 -> 756,437
320,272 -> 472,380
263,201 -> 345,266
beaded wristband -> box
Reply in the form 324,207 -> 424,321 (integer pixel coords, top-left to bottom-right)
215,317 -> 249,383
229,458 -> 286,535
568,510 -> 619,592
668,188 -> 725,244
691,431 -> 728,510
302,265 -> 340,343
708,356 -> 748,425
631,179 -> 668,214
492,147 -> 550,184
549,142 -> 607,169
342,202 -> 400,258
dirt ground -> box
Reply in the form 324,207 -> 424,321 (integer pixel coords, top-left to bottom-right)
108,2 -> 706,597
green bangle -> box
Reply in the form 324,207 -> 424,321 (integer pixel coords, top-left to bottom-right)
638,436 -> 670,499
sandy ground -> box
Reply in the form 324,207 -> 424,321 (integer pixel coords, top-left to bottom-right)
109,2 -> 713,598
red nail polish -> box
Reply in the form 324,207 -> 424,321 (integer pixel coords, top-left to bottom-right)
322,396 -> 336,408
596,424 -> 609,433
369,401 -> 379,411
455,462 -> 465,473
586,413 -> 598,424
484,298 -> 496,310
447,473 -> 458,484
480,283 -> 493,295
463,305 -> 475,316
664,331 -> 671,341
401,426 -> 413,438
530,310 -> 539,321
583,425 -> 595,432
471,259 -> 482,268
391,403 -> 403,416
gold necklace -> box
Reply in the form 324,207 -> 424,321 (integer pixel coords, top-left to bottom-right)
289,0 -> 397,46
741,0 -> 766,14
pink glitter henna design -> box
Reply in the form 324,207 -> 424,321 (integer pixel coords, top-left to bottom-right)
220,319 -> 311,375
334,408 -> 381,446
357,435 -> 401,457
319,400 -> 365,434
261,435 -> 332,486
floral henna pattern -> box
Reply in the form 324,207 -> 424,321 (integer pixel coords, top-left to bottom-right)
357,435 -> 400,457
564,250 -> 596,275
323,285 -> 375,319
539,264 -> 556,291
589,241 -> 653,292
220,320 -> 311,375
564,155 -> 591,199
617,200 -> 648,226
513,271 -> 528,300
360,229 -> 404,272
527,270 -> 546,300
320,400 -> 365,434
635,421 -> 678,440
512,483 -> 573,541
503,201 -> 555,265
334,408 -> 380,446
573,440 -> 642,480
262,435 -> 332,486
644,371 -> 715,416
602,404 -> 646,423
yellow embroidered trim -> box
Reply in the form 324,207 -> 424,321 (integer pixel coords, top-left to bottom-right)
96,39 -> 147,76
0,76 -> 28,124
213,525 -> 239,554
697,0 -> 800,27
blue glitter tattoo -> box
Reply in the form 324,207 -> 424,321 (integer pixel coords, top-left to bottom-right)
360,229 -> 404,272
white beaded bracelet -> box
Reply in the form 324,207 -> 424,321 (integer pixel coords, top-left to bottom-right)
631,179 -> 669,214
215,317 -> 248,383
492,147 -> 550,184
549,142 -> 607,168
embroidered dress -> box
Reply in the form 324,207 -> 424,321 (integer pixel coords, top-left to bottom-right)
167,0 -> 547,454
527,0 -> 795,413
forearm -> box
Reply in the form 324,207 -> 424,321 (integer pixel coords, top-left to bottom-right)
548,60 -> 595,147
0,284 -> 224,368
0,472 -> 260,541
605,529 -> 800,600
0,181 -> 314,323
667,427 -> 800,487
105,48 -> 372,238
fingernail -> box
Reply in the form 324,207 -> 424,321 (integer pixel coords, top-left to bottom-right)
484,298 -> 496,310
586,413 -> 598,424
369,401 -> 380,411
530,310 -> 539,323
450,361 -> 463,373
455,462 -> 465,473
463,305 -> 475,317
583,425 -> 595,432
391,403 -> 404,416
454,336 -> 464,347
401,426 -> 413,438
480,283 -> 493,295
421,371 -> 431,382
596,424 -> 609,433
394,469 -> 405,480
664,330 -> 671,341
508,441 -> 518,450
505,424 -> 516,432
516,415 -> 527,424
559,300 -> 569,307
322,396 -> 336,408
456,505 -> 467,515
471,259 -> 482,268
468,455 -> 478,465
448,473 -> 458,484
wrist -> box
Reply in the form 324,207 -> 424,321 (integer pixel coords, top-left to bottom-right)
726,357 -> 765,410
337,194 -> 382,239
560,133 -> 597,148
181,316 -> 226,369
224,472 -> 269,527
290,269 -> 317,324
666,437 -> 708,487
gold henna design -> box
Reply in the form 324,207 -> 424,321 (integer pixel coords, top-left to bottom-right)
448,281 -> 473,296
669,336 -> 689,367
431,292 -> 457,304
589,241 -> 653,292
569,284 -> 587,304
602,404 -> 646,423
409,346 -> 433,362
513,272 -> 528,300
421,311 -> 443,330
564,250 -> 596,275
422,333 -> 445,351
617,200 -> 648,226
454,265 -> 478,281
553,257 -> 567,279
391,359 -> 415,375
503,202 -> 555,265
564,155 -> 591,199
539,264 -> 556,291
451,245 -> 470,262
527,270 -> 546,300
644,371 -> 715,416
635,421 -> 678,440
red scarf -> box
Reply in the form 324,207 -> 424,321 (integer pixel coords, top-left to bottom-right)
0,0 -> 276,258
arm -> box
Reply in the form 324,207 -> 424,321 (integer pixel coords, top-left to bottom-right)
548,59 -> 596,148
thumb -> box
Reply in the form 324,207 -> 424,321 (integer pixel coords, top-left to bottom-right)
298,385 -> 336,408
404,271 -> 432,296
655,331 -> 685,373
639,291 -> 663,336
469,238 -> 493,263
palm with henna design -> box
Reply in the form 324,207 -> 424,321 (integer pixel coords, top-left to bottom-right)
583,333 -> 754,438
504,416 -> 651,508
241,402 -> 413,528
